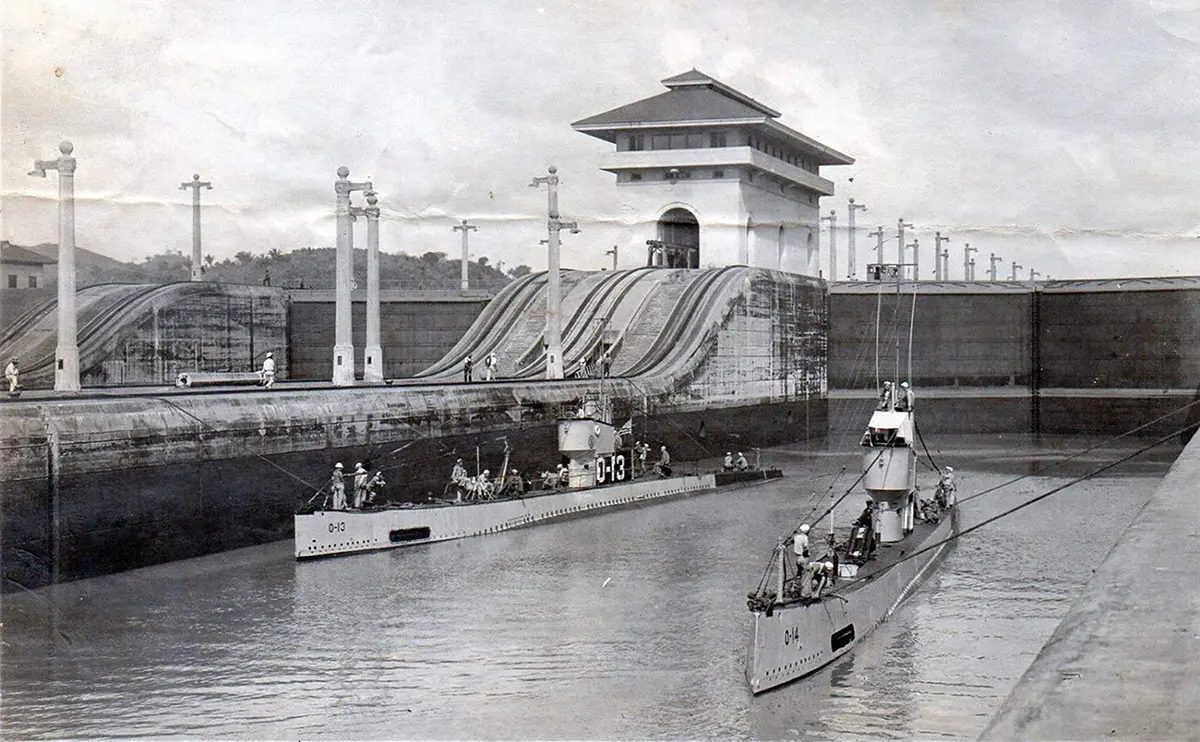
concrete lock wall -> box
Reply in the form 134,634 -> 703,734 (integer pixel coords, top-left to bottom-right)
0,268 -> 828,590
287,291 -> 491,380
829,279 -> 1200,436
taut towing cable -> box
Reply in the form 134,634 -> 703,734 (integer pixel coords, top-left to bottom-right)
822,422 -> 1191,600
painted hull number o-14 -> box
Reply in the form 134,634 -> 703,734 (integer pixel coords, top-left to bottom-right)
783,625 -> 801,647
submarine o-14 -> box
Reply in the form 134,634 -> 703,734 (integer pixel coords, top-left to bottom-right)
744,386 -> 959,693
295,392 -> 782,560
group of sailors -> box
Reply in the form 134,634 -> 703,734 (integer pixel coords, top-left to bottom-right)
462,352 -> 499,382
876,380 -> 915,411
327,461 -> 386,510
790,524 -> 838,600
788,466 -> 957,602
722,452 -> 750,471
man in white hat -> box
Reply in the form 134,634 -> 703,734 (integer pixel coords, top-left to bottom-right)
734,452 -> 749,471
330,462 -> 347,510
896,381 -> 915,411
4,357 -> 18,394
352,462 -> 369,508
793,523 -> 811,573
260,351 -> 276,389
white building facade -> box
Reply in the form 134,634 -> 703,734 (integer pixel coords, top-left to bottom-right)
573,70 -> 853,276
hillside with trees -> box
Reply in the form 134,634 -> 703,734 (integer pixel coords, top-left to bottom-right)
11,243 -> 529,290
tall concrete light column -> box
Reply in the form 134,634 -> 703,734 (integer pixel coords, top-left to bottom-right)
988,253 -> 1003,281
964,243 -> 978,280
847,198 -> 867,280
363,191 -> 384,383
1010,261 -> 1023,281
179,174 -> 212,281
453,220 -> 478,291
333,166 -> 372,386
530,166 -> 578,380
969,258 -> 976,279
820,210 -> 836,279
1029,268 -> 1041,282
934,232 -> 950,280
897,218 -> 913,279
29,141 -> 80,392
910,238 -> 921,280
606,245 -> 618,271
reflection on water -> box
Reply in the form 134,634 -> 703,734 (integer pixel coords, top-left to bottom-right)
0,435 -> 1179,740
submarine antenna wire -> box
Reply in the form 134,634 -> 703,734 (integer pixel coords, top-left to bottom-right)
825,421 -> 1191,599
955,394 -> 1200,507
153,396 -> 318,492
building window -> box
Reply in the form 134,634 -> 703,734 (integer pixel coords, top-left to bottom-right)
687,132 -> 704,148
664,170 -> 691,180
710,132 -> 727,148
7,275 -> 16,289
629,134 -> 645,151
28,275 -> 37,288
712,169 -> 725,178
651,134 -> 671,150
630,172 -> 643,181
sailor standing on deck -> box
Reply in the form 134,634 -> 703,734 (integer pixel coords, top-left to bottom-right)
656,445 -> 672,477
4,357 -> 18,394
352,462 -> 369,508
329,463 -> 347,510
259,352 -> 276,388
877,381 -> 893,410
484,352 -> 497,381
463,354 -> 473,382
895,381 -> 915,411
793,524 -> 811,573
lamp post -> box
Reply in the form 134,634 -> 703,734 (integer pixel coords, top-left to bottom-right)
934,232 -> 950,281
605,245 -> 618,271
820,210 -> 837,279
1010,261 -> 1023,281
868,226 -> 884,271
363,191 -> 384,383
1029,268 -> 1041,283
988,252 -> 1003,282
910,238 -> 921,280
969,257 -> 976,279
941,247 -> 950,280
964,243 -> 978,280
453,219 -> 478,291
179,174 -> 212,281
530,166 -> 578,380
29,141 -> 80,392
897,218 -> 913,279
847,198 -> 867,280
333,166 -> 372,386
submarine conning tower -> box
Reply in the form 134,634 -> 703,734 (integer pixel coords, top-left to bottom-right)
861,409 -> 918,543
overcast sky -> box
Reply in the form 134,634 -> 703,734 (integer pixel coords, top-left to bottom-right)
4,0 -> 1200,280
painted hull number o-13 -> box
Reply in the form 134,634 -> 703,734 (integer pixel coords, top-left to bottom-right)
594,451 -> 629,485
328,521 -> 346,533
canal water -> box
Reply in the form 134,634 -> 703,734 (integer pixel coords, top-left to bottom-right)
0,434 -> 1180,740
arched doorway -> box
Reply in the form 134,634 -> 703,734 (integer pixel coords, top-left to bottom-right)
655,208 -> 700,268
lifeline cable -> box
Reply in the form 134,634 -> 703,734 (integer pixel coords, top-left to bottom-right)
824,422 -> 1189,599
957,395 -> 1200,507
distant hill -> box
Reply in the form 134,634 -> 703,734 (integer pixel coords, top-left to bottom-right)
22,242 -> 146,285
4,243 -> 528,290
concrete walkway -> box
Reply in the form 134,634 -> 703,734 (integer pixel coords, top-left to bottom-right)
981,434 -> 1200,740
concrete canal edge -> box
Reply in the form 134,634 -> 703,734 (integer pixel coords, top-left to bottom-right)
980,431 -> 1200,740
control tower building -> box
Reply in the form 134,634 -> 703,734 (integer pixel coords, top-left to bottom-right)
573,70 -> 853,275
